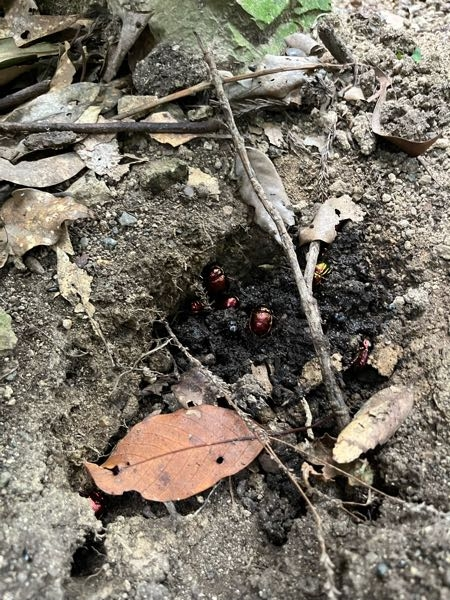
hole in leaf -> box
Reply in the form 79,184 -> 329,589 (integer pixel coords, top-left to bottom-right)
335,209 -> 341,216
216,456 -> 224,464
111,465 -> 120,476
20,30 -> 30,39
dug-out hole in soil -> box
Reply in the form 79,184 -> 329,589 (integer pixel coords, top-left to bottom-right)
171,222 -> 394,425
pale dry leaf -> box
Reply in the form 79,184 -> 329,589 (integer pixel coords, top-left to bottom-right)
56,246 -> 95,318
344,86 -> 365,102
0,153 -> 84,187
74,119 -> 127,180
172,367 -> 220,408
50,41 -> 76,90
299,195 -> 365,246
0,188 -> 92,261
235,147 -> 295,244
146,112 -> 199,147
299,434 -> 375,487
85,405 -> 264,502
4,2 -> 85,48
0,82 -> 110,124
263,123 -> 284,148
0,308 -> 17,353
250,363 -> 273,395
333,385 -> 415,464
226,55 -> 321,101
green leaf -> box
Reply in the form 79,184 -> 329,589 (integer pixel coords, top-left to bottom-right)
411,47 -> 422,63
0,38 -> 59,69
294,0 -> 331,29
235,0 -> 291,26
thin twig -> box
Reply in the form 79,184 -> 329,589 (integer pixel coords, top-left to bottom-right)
0,119 -> 224,136
196,34 -> 350,430
0,80 -> 50,113
305,241 -> 321,292
116,62 -> 352,121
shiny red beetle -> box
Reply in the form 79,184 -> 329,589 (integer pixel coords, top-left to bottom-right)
203,264 -> 228,295
351,338 -> 371,368
190,299 -> 206,314
216,295 -> 240,310
249,306 -> 273,335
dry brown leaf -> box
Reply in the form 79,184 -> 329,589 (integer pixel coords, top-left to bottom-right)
298,195 -> 365,246
50,41 -> 76,90
0,153 -> 84,187
371,68 -> 439,157
263,123 -> 284,148
4,0 -> 85,48
187,167 -> 219,196
299,434 -> 374,487
85,405 -> 264,502
235,147 -> 295,244
172,367 -> 220,408
146,112 -> 199,147
0,189 -> 92,262
56,246 -> 95,317
333,385 -> 415,464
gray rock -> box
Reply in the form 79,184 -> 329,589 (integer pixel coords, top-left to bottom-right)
119,211 -> 138,227
139,159 -> 188,193
132,42 -> 208,96
102,237 -> 118,250
187,105 -> 214,121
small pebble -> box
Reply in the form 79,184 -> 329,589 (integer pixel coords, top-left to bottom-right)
79,237 -> 89,250
182,185 -> 195,198
376,562 -> 390,578
102,237 -> 117,250
214,159 -> 223,170
0,471 -> 11,488
118,212 -> 138,227
62,318 -> 73,330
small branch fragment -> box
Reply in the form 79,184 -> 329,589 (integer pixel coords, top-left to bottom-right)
317,19 -> 355,65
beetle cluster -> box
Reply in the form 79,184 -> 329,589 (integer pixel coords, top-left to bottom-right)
188,264 -> 273,336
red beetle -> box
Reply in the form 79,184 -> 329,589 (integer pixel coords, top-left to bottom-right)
351,338 -> 371,368
249,306 -> 273,335
216,295 -> 240,310
203,265 -> 228,295
190,299 -> 206,314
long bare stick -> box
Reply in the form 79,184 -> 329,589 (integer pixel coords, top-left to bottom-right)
0,119 -> 223,136
197,36 -> 350,430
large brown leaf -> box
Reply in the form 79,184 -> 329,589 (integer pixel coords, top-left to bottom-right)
333,385 -> 414,463
85,405 -> 264,502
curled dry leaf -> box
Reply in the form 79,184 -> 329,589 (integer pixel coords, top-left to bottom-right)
285,33 -> 324,56
4,1 -> 85,48
146,112 -> 199,147
0,153 -> 84,187
298,434 -> 374,487
0,189 -> 92,263
235,147 -> 295,244
172,367 -> 220,408
371,67 -> 439,157
85,405 -> 264,502
333,385 -> 415,464
298,195 -> 365,246
225,55 -> 321,101
50,41 -> 76,91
